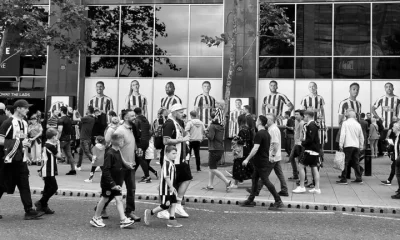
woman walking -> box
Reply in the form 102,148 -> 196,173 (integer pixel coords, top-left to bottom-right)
369,118 -> 380,158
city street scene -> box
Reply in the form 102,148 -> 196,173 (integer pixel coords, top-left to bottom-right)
1,0 -> 400,239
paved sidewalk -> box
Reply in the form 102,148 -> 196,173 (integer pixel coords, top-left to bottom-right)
25,151 -> 400,212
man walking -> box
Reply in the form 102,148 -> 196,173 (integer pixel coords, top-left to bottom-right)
337,110 -> 364,185
185,110 -> 205,172
75,106 -> 95,172
0,100 -> 45,219
133,108 -> 152,183
240,115 -> 284,210
58,106 -> 75,175
287,110 -> 305,181
292,110 -> 321,194
283,111 -> 295,157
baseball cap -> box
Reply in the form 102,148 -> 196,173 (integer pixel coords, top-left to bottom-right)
0,103 -> 5,110
170,103 -> 186,112
13,99 -> 33,108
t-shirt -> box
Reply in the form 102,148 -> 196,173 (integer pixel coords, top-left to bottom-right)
114,124 -> 136,164
0,117 -> 28,162
286,118 -> 295,135
163,119 -> 185,165
253,129 -> 271,167
41,142 -> 58,177
57,116 -> 72,141
47,116 -> 58,128
268,124 -> 281,162
80,115 -> 95,140
159,158 -> 176,196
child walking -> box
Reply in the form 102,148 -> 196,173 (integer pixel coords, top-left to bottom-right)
143,145 -> 182,228
90,133 -> 134,229
84,136 -> 106,183
35,128 -> 61,214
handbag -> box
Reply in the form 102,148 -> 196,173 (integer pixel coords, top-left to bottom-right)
232,157 -> 254,181
333,151 -> 345,171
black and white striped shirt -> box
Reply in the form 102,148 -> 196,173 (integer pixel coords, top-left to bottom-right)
263,92 -> 292,118
49,101 -> 68,113
229,109 -> 243,138
373,95 -> 400,129
338,98 -> 362,120
159,158 -> 176,197
0,117 -> 28,162
300,94 -> 325,120
194,94 -> 215,126
40,142 -> 58,177
161,95 -> 182,110
125,94 -> 148,115
88,95 -> 114,114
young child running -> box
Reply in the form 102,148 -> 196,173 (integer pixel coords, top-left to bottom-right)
90,133 -> 134,229
85,136 -> 106,183
143,145 -> 182,228
35,128 -> 61,214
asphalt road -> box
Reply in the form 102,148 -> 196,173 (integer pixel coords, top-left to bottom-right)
0,195 -> 399,240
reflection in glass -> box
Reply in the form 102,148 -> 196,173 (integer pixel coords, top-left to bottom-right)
334,57 -> 370,79
88,6 -> 120,55
85,57 -> 118,77
189,57 -> 222,78
259,57 -> 294,78
373,4 -> 400,56
259,5 -> 295,56
0,81 -> 18,91
119,58 -> 153,77
373,58 -> 400,79
296,58 -> 332,78
155,5 -> 189,56
19,78 -> 45,91
296,5 -> 332,56
20,56 -> 47,76
154,57 -> 187,77
121,6 -> 154,55
334,4 -> 370,56
190,6 -> 223,56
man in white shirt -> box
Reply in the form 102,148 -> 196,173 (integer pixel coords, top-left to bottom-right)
337,109 -> 364,185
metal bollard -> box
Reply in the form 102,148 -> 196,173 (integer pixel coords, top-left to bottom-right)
364,148 -> 372,176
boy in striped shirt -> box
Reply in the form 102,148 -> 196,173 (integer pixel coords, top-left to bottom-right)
35,128 -> 61,214
144,145 -> 182,228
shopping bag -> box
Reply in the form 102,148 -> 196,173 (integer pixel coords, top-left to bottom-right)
232,158 -> 254,181
333,151 -> 345,171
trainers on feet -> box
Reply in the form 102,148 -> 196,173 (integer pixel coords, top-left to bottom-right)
101,209 -> 109,219
292,186 -> 306,194
391,194 -> 400,199
43,207 -> 55,214
167,219 -> 182,228
336,180 -> 348,185
139,177 -> 151,183
381,180 -> 391,186
144,209 -> 151,225
309,188 -> 321,194
230,184 -> 238,189
278,191 -> 289,197
84,179 -> 92,183
66,170 -> 76,175
75,167 -> 81,171
120,217 -> 134,229
351,180 -> 363,184
175,205 -> 189,218
126,212 -> 141,222
157,210 -> 170,219
90,216 -> 105,228
268,201 -> 284,210
24,209 -> 45,220
240,200 -> 256,207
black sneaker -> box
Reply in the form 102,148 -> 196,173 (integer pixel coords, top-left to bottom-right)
351,180 -> 363,184
66,170 -> 76,175
126,212 -> 141,222
278,191 -> 289,197
306,183 -> 315,188
288,176 -> 299,181
391,194 -> 400,199
139,177 -> 151,183
24,209 -> 45,220
381,180 -> 391,186
268,201 -> 284,210
240,200 -> 256,207
0,214 -> 2,219
43,207 -> 55,214
336,180 -> 348,185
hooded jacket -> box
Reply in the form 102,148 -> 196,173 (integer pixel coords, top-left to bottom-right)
185,119 -> 205,141
206,122 -> 224,151
92,143 -> 106,167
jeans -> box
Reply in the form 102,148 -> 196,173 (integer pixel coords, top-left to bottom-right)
40,176 -> 58,207
395,157 -> 400,192
388,160 -> 396,182
77,139 -> 93,168
285,135 -> 294,156
190,141 -> 201,170
134,144 -> 149,177
289,145 -> 303,178
61,141 -> 75,170
0,161 -> 33,212
248,161 -> 282,203
341,147 -> 362,182
255,161 -> 288,194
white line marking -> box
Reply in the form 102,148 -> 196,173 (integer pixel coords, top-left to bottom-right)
224,211 -> 335,214
185,207 -> 215,213
342,213 -> 400,221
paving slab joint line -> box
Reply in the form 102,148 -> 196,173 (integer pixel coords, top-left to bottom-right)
24,188 -> 400,214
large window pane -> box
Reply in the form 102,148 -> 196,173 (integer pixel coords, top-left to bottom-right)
189,57 -> 222,78
373,58 -> 400,79
259,4 -> 295,56
190,5 -> 223,56
120,57 -> 153,77
20,56 -> 47,76
334,4 -> 370,56
296,58 -> 332,78
155,6 -> 189,56
297,4 -> 332,56
0,81 -> 18,91
85,57 -> 118,77
120,6 -> 154,55
373,4 -> 400,56
88,6 -> 120,55
154,57 -> 187,77
19,77 -> 45,91
259,57 -> 294,78
334,57 -> 370,79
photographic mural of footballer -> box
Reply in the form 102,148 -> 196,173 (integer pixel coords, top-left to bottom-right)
193,81 -> 216,127
124,80 -> 149,119
371,82 -> 400,129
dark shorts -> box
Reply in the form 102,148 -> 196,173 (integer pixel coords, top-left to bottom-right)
175,162 -> 193,185
208,151 -> 223,170
299,152 -> 319,167
101,188 -> 122,199
160,194 -> 178,209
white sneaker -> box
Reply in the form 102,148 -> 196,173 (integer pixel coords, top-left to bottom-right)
230,184 -> 238,189
95,166 -> 101,172
84,179 -> 92,183
76,166 -> 81,171
175,204 -> 189,218
120,217 -> 134,229
157,210 -> 170,219
309,188 -> 321,194
90,216 -> 105,228
292,186 -> 306,194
